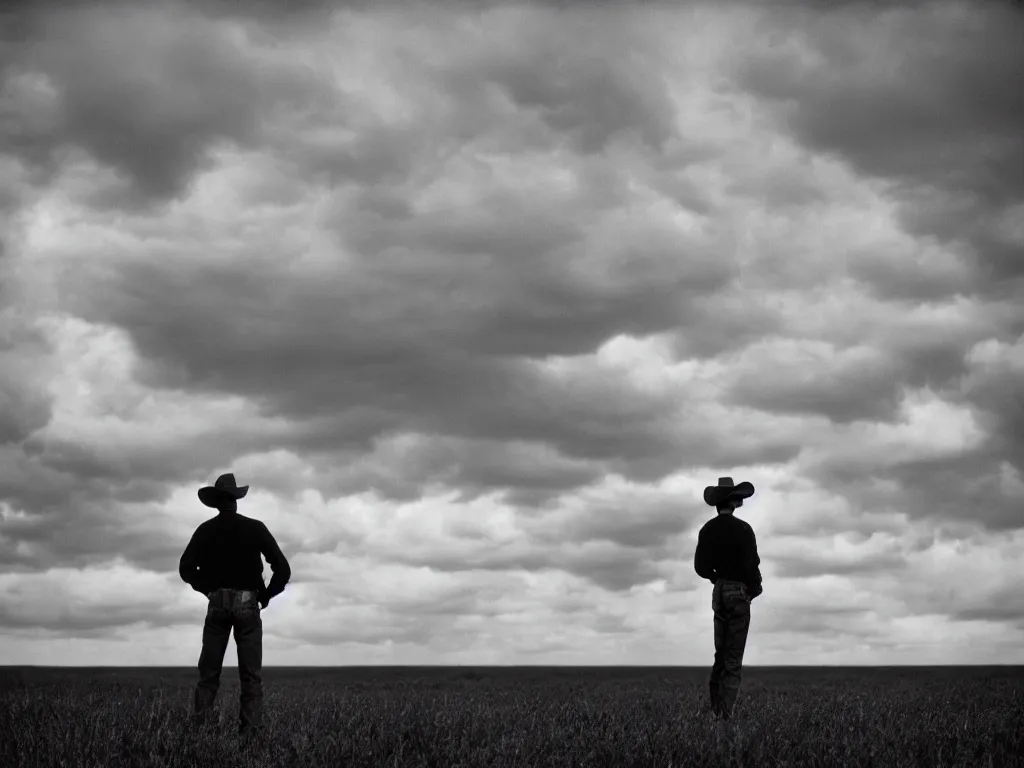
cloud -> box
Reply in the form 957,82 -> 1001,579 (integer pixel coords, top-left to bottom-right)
963,335 -> 1024,470
735,0 -> 1024,294
0,563 -> 195,635
724,340 -> 903,424
0,0 -> 1023,665
4,2 -> 332,208
769,533 -> 910,579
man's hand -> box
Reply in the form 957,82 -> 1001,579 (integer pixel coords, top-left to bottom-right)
258,588 -> 270,610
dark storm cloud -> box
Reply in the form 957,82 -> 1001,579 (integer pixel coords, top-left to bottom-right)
0,325 -> 52,446
3,0 -> 1022,666
952,585 -> 1024,626
526,488 -> 699,550
0,420 -> 310,571
406,439 -> 605,502
49,217 -> 793,507
889,453 -> 1023,533
963,338 -> 1024,475
5,422 -> 272,514
12,0 -> 747,515
0,478 -> 186,574
2,2 -> 331,208
188,0 -> 338,21
736,0 -> 1024,295
808,446 -> 1023,533
0,0 -> 812,560
732,0 -> 1024,541
458,26 -> 676,156
791,320 -> 1024,536
725,342 -> 904,424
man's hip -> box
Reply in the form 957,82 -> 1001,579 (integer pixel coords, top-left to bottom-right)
207,588 -> 261,610
714,578 -> 750,593
713,579 -> 752,610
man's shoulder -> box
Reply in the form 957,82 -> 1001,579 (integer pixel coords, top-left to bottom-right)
712,514 -> 754,534
237,514 -> 267,531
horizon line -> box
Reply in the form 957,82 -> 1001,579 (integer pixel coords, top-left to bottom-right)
4,663 -> 1022,669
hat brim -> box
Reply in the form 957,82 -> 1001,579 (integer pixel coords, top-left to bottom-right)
703,481 -> 754,507
198,485 -> 249,508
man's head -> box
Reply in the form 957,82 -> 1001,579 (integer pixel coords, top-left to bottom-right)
198,473 -> 249,512
704,476 -> 754,512
716,498 -> 739,515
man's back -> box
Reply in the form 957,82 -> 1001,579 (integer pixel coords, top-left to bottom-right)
694,513 -> 762,596
179,513 -> 290,596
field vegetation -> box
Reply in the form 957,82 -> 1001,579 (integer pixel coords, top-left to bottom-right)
2,666 -> 1022,767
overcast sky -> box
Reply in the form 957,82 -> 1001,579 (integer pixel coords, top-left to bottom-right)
1,0 -> 1023,667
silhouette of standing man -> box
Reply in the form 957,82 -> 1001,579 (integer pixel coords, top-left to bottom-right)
694,477 -> 762,721
179,473 -> 291,739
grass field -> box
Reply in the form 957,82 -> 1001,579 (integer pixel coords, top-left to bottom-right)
2,666 -> 1022,767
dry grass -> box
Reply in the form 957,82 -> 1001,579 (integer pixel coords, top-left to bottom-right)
1,666 -> 1022,767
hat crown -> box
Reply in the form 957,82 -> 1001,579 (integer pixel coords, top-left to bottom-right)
214,473 -> 238,490
717,477 -> 734,487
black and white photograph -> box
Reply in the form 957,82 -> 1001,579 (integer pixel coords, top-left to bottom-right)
1,0 -> 1022,765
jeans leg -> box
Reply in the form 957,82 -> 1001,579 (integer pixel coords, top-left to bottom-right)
718,588 -> 751,719
709,582 -> 724,716
235,606 -> 264,734
194,605 -> 232,720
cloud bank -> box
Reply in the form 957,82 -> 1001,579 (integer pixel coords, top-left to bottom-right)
1,0 -> 1022,665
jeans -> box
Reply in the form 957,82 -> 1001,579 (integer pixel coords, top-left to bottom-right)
193,588 -> 263,734
709,579 -> 751,720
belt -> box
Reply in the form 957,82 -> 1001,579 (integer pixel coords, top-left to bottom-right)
207,588 -> 260,604
716,579 -> 748,588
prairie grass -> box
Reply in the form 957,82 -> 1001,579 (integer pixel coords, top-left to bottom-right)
1,666 -> 1022,767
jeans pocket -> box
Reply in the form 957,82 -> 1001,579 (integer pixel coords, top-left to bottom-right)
721,585 -> 746,610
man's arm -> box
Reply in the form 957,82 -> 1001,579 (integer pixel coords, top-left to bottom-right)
746,525 -> 763,599
179,527 -> 211,595
258,522 -> 291,604
694,526 -> 717,584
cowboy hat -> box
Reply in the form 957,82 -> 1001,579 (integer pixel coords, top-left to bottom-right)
198,473 -> 249,508
703,476 -> 755,507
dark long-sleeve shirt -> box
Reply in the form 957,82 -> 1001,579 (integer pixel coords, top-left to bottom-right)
179,512 -> 291,601
694,513 -> 762,597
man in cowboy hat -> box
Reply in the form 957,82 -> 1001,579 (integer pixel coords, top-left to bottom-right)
694,476 -> 762,721
179,473 -> 291,739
